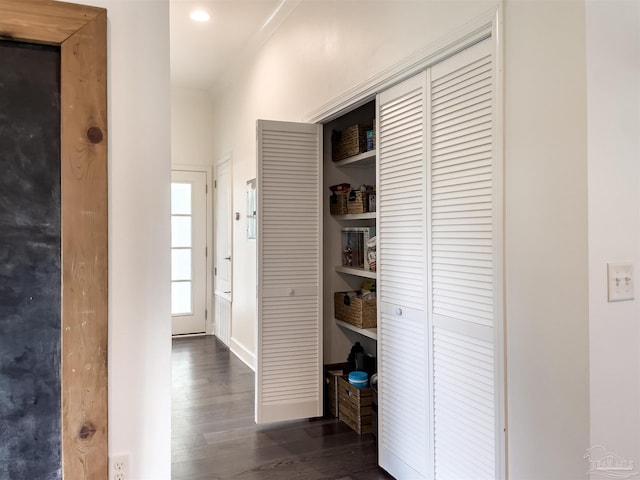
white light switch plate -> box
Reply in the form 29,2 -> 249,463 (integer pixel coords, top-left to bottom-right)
607,262 -> 634,302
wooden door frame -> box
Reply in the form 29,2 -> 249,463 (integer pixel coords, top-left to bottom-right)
0,1 -> 108,478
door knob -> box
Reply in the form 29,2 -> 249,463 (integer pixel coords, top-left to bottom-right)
395,307 -> 403,316
289,289 -> 295,296
224,256 -> 231,260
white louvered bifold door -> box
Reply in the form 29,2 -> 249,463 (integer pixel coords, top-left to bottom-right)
377,71 -> 431,479
256,120 -> 323,424
428,39 -> 501,479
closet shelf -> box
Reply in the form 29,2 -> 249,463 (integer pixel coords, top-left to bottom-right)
335,319 -> 377,340
335,266 -> 377,279
332,212 -> 376,221
332,150 -> 376,168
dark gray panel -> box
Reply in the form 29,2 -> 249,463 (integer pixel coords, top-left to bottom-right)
0,40 -> 62,480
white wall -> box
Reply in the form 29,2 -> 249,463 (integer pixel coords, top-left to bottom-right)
171,86 -> 215,167
504,2 -> 640,478
210,0 -> 496,367
504,1 -> 590,477
70,1 -> 173,478
586,0 -> 640,473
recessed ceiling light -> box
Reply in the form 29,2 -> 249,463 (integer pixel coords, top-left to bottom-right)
190,10 -> 211,22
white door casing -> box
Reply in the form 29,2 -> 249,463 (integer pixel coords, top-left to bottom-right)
171,169 -> 208,335
214,156 -> 233,346
215,157 -> 232,301
256,119 -> 323,424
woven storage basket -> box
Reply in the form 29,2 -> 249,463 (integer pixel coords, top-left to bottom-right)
347,190 -> 368,214
337,376 -> 373,434
334,291 -> 377,329
330,192 -> 348,215
332,125 -> 368,161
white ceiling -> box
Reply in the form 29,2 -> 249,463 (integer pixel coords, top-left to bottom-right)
170,0 -> 290,94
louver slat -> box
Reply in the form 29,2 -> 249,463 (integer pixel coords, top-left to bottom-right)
377,72 -> 430,479
256,120 -> 322,424
429,40 -> 496,479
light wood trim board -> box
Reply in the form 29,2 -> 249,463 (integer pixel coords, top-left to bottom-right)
0,1 -> 108,478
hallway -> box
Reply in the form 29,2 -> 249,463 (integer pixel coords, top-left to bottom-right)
171,336 -> 391,479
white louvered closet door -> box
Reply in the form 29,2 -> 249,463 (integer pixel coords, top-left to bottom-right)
377,71 -> 431,479
428,39 -> 502,479
256,120 -> 323,424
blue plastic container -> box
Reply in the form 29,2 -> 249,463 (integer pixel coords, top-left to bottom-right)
348,371 -> 369,389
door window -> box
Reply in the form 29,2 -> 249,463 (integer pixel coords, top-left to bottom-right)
171,182 -> 193,315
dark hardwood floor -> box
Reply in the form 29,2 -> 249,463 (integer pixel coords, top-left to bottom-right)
172,336 -> 392,480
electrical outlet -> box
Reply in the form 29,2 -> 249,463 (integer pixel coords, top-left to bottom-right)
110,453 -> 130,480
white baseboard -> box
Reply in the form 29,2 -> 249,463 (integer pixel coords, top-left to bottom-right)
230,337 -> 256,371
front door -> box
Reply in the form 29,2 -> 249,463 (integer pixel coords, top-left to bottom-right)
171,169 -> 208,335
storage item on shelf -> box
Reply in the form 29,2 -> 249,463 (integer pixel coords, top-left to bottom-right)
347,190 -> 369,214
332,186 -> 376,216
347,341 -> 365,372
363,229 -> 376,270
361,280 -> 375,297
342,227 -> 376,269
329,183 -> 351,193
329,183 -> 350,215
342,228 -> 363,267
334,291 -> 377,329
330,191 -> 348,215
348,371 -> 369,389
332,124 -> 370,161
347,185 -> 375,214
337,375 -> 373,434
362,354 -> 377,376
368,192 -> 376,212
341,227 -> 370,268
371,118 -> 376,150
366,236 -> 377,272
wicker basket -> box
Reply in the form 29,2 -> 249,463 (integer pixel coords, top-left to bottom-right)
337,376 -> 373,434
347,190 -> 368,214
332,124 -> 368,161
334,291 -> 377,329
330,192 -> 348,215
